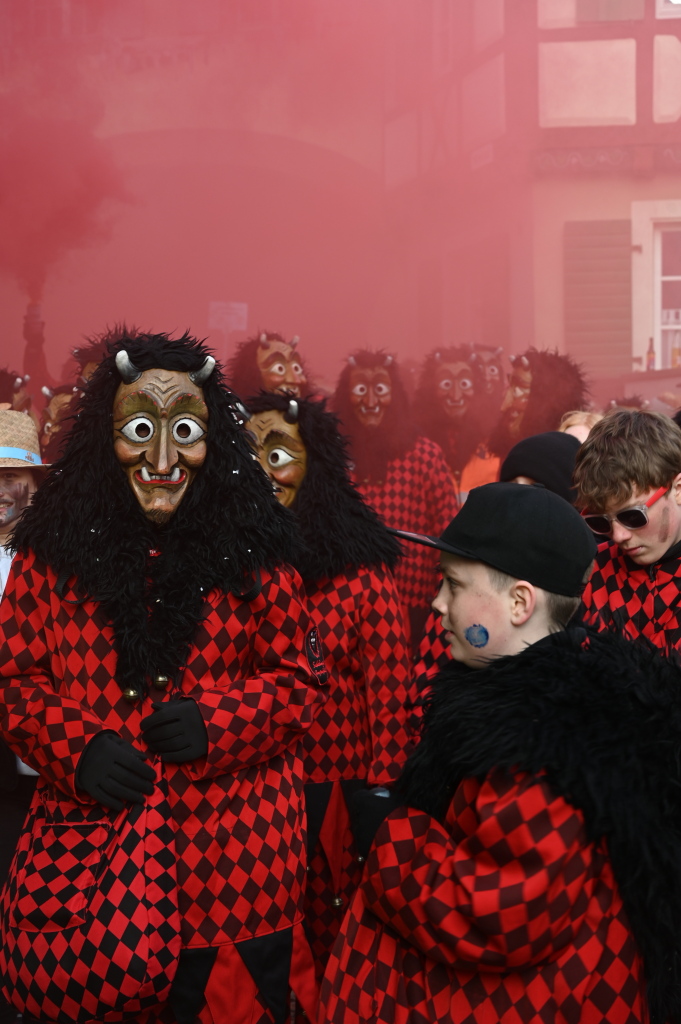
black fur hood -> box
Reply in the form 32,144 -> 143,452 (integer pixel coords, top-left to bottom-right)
12,329 -> 298,699
399,628 -> 681,1024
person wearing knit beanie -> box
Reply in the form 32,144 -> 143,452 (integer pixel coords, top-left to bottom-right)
500,430 -> 580,505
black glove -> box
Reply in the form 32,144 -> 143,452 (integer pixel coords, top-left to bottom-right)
350,786 -> 404,861
76,732 -> 155,812
140,699 -> 208,763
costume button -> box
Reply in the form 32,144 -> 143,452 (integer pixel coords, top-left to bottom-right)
331,896 -> 344,908
357,855 -> 365,864
153,675 -> 170,689
122,688 -> 139,702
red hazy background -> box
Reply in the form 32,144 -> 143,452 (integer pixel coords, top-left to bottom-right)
1,1 -> 680,401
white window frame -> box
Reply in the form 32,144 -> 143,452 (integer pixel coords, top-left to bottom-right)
632,200 -> 681,370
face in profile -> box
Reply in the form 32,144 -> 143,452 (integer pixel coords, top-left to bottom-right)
247,408 -> 307,508
348,367 -> 392,428
434,361 -> 474,420
256,340 -> 307,397
500,366 -> 532,437
0,468 -> 37,539
113,368 -> 208,524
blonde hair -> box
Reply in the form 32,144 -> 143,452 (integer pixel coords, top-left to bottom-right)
558,410 -> 603,433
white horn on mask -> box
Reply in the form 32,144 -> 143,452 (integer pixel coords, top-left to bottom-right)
115,349 -> 142,384
283,399 -> 299,424
189,355 -> 216,386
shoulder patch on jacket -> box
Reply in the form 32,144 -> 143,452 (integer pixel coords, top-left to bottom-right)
305,626 -> 328,684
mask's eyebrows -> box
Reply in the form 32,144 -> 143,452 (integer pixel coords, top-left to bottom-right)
167,393 -> 208,418
261,349 -> 292,369
262,428 -> 304,451
113,391 -> 159,418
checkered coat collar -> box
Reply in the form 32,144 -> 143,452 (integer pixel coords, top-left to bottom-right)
399,627 -> 681,1024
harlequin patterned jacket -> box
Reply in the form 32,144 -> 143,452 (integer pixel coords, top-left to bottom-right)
320,629 -> 681,1024
356,436 -> 458,610
0,552 -> 327,1021
581,538 -> 681,652
302,566 -> 411,787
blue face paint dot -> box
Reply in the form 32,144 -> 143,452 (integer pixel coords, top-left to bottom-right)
464,624 -> 489,649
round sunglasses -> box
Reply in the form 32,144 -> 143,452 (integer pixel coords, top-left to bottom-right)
581,485 -> 668,536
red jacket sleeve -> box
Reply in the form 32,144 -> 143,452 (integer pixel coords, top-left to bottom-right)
362,768 -> 599,970
183,566 -> 328,780
422,440 -> 458,535
0,552 -> 105,799
359,567 -> 413,786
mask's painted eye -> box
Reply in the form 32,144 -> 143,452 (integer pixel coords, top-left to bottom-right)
172,418 -> 205,444
270,362 -> 286,376
291,362 -> 304,376
121,416 -> 155,442
459,378 -> 473,392
352,383 -> 368,397
267,448 -> 295,468
438,379 -> 453,391
487,365 -> 499,377
374,382 -> 391,397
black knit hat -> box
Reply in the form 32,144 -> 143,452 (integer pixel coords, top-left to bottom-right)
500,431 -> 580,505
392,482 -> 597,597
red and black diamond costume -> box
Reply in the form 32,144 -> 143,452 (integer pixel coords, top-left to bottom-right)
581,539 -> 681,652
0,332 -> 326,1024
321,629 -> 681,1024
357,436 -> 458,616
246,395 -> 413,982
331,351 -> 457,643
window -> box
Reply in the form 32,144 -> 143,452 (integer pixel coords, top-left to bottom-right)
657,227 -> 681,368
631,201 -> 681,372
538,39 -> 637,127
538,0 -> 644,27
657,0 -> 681,20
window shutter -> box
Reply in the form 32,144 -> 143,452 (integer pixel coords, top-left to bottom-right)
564,219 -> 632,378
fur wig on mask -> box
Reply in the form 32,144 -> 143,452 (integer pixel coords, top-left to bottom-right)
413,346 -> 487,475
398,627 -> 681,1024
225,332 -> 313,402
0,367 -> 23,406
331,349 -> 417,484
71,332 -> 111,381
246,392 -> 400,582
489,348 -> 588,459
12,328 -> 297,699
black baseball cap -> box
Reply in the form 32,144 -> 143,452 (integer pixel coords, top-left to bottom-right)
392,482 -> 597,597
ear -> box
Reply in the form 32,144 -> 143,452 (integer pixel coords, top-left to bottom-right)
672,473 -> 681,505
509,580 -> 537,626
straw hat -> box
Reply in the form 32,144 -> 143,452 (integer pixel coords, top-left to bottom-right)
0,409 -> 48,471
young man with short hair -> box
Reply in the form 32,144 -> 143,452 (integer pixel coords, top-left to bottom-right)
320,483 -> 681,1024
575,408 -> 681,650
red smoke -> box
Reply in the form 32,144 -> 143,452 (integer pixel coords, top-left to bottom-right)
0,79 -> 127,302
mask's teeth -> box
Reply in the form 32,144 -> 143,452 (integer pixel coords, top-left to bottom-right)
140,466 -> 151,482
170,466 -> 181,482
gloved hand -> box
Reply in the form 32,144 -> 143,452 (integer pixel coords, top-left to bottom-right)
140,698 -> 208,763
350,786 -> 404,861
76,731 -> 155,812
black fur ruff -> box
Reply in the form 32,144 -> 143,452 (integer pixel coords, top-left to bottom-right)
246,393 -> 401,582
398,628 -> 681,1024
12,329 -> 298,698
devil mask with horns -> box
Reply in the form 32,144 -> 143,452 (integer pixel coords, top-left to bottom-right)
489,348 -> 588,459
332,350 -> 416,485
114,348 -> 214,524
226,331 -> 310,401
